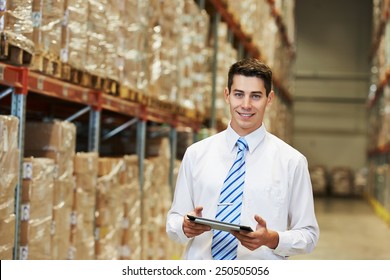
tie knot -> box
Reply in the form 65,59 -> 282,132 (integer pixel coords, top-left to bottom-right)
237,137 -> 248,151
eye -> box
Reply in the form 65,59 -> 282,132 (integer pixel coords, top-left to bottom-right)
234,92 -> 244,98
252,94 -> 261,100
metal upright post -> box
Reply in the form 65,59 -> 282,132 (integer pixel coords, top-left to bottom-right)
137,119 -> 146,192
169,126 -> 177,198
211,12 -> 220,132
88,109 -> 101,153
136,118 -> 146,252
11,68 -> 28,260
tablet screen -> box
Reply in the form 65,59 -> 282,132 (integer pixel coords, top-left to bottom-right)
187,215 -> 253,232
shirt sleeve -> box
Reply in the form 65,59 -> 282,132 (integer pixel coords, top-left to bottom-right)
273,155 -> 320,257
166,147 -> 195,244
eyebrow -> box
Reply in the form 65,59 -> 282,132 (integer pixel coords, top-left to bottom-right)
233,89 -> 263,95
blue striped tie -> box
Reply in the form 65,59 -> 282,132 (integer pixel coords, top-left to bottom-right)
211,137 -> 248,260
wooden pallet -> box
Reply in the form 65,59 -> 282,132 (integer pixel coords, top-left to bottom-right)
0,34 -> 33,66
30,52 -> 61,78
119,85 -> 139,102
103,78 -> 119,96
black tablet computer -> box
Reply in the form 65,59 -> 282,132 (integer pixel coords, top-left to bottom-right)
187,215 -> 253,232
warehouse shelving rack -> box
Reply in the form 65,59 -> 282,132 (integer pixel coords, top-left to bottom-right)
366,0 -> 390,226
0,63 -> 204,259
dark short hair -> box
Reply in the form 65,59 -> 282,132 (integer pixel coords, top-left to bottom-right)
227,58 -> 273,96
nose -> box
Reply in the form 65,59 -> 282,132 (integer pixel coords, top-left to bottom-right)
241,96 -> 251,109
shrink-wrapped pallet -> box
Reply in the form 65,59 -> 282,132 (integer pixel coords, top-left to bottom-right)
24,120 -> 76,259
118,0 -> 149,93
20,157 -> 55,259
70,152 -> 98,260
0,115 -> 19,259
0,0 -> 34,57
61,0 -> 88,70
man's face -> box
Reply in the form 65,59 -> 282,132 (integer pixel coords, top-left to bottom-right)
224,74 -> 273,136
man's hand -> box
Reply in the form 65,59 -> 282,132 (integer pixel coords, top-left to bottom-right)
231,215 -> 279,250
183,206 -> 211,238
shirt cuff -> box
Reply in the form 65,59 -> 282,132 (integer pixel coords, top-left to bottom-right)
167,215 -> 192,244
272,231 -> 290,257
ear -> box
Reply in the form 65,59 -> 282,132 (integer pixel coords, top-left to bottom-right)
266,90 -> 274,106
224,87 -> 230,103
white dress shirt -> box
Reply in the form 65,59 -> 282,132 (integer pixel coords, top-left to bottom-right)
166,124 -> 319,259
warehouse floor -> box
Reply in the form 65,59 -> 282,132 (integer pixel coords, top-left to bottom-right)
289,197 -> 390,260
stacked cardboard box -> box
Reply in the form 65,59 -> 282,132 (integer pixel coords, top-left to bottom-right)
95,157 -> 126,259
85,0 -> 108,79
30,0 -> 64,74
61,0 -> 88,72
24,120 -> 76,259
70,152 -> 98,259
118,0 -> 149,93
0,0 -> 35,57
104,0 -> 121,82
178,0 -> 210,114
119,155 -> 141,260
208,21 -> 238,125
309,165 -> 328,196
142,138 -> 185,259
0,116 -> 19,259
20,157 -> 55,259
95,155 -> 142,260
331,167 -> 354,196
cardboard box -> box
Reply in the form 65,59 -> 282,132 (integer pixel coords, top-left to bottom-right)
0,214 -> 15,247
74,152 -> 99,174
24,121 -> 76,152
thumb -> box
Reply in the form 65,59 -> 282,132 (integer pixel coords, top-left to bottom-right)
255,215 -> 267,229
194,206 -> 203,217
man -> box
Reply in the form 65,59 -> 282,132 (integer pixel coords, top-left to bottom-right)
166,58 -> 319,259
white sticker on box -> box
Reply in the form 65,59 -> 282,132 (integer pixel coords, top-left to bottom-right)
2,125 -> 8,152
20,246 -> 29,260
88,157 -> 93,171
94,228 -> 100,240
60,48 -> 68,63
0,0 -> 6,11
53,165 -> 59,178
67,246 -> 76,260
50,221 -> 56,235
121,245 -> 131,257
0,65 -> 4,81
23,162 -> 33,179
31,12 -> 42,27
62,9 -> 69,26
70,211 -> 77,225
121,218 -> 129,229
21,203 -> 30,221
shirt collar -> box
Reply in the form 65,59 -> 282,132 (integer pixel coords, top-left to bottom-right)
225,123 -> 267,154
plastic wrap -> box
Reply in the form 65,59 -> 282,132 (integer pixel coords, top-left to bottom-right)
85,0 -> 107,77
0,115 -> 19,259
104,0 -> 121,81
0,0 -> 34,54
63,0 -> 88,68
21,157 -> 55,260
118,0 -> 149,92
32,0 -> 63,56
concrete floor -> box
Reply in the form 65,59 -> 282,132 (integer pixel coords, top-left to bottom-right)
290,197 -> 390,260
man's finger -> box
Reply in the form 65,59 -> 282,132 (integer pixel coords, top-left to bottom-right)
255,215 -> 267,228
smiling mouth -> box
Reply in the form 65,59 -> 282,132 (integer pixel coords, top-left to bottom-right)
237,112 -> 254,118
